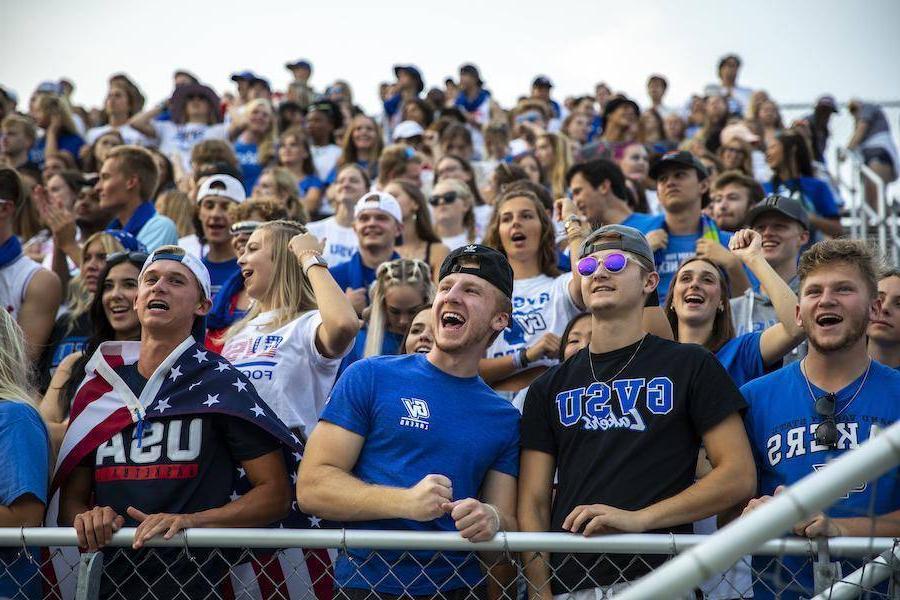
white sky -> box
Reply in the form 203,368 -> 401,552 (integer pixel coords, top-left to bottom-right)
3,0 -> 899,116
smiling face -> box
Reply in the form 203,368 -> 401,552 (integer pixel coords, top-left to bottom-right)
563,314 -> 592,360
335,167 -> 367,206
102,262 -> 141,339
579,249 -> 657,314
497,196 -> 542,262
620,143 -> 649,181
404,307 -> 435,354
354,209 -> 399,252
751,213 -> 808,267
798,263 -> 877,354
433,272 -> 507,354
671,259 -> 724,328
278,133 -> 308,167
430,180 -> 469,227
868,276 -> 900,346
247,103 -> 272,134
198,196 -> 235,245
136,260 -> 209,335
351,116 -> 377,151
238,228 -> 274,301
710,183 -> 751,231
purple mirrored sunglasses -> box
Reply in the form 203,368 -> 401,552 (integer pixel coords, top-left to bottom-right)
576,252 -> 629,277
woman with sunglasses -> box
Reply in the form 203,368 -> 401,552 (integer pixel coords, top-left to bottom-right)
385,180 -> 449,281
338,258 -> 434,375
429,178 -> 479,250
433,154 -> 492,237
221,220 -> 358,441
276,127 -> 325,219
40,250 -> 146,454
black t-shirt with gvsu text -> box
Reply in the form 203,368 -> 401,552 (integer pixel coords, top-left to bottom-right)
521,334 -> 746,594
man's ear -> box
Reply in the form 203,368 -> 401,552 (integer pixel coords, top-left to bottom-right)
196,297 -> 213,317
698,177 -> 710,195
644,270 -> 660,295
492,311 -> 510,333
794,303 -> 803,329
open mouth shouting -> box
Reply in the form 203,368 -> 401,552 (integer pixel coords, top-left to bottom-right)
683,293 -> 706,307
440,310 -> 466,332
147,299 -> 170,314
814,312 -> 843,329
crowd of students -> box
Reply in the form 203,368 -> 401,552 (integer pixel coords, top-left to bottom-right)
0,53 -> 899,599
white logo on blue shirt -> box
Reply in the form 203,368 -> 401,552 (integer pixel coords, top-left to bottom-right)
400,397 -> 430,430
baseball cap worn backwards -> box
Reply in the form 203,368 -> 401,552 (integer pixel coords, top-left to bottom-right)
580,224 -> 655,270
745,195 -> 810,230
141,245 -> 212,302
438,244 -> 514,300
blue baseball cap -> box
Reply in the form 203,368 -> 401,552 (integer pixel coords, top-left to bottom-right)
230,70 -> 256,82
285,59 -> 312,71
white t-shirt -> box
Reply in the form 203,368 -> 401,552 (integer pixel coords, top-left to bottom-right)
306,217 -> 358,266
473,204 -> 494,239
486,272 -> 580,371
153,121 -> 228,172
440,231 -> 479,251
220,310 -> 348,438
85,124 -> 151,147
179,234 -> 203,260
0,255 -> 41,320
310,144 -> 342,181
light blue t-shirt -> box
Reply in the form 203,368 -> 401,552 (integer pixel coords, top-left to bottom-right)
0,401 -> 50,600
714,332 -> 765,388
136,214 -> 179,252
321,354 -> 520,595
742,361 -> 900,599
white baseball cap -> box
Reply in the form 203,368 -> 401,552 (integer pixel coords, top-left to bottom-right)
140,245 -> 212,301
392,120 -> 425,142
196,174 -> 246,204
354,191 -> 403,224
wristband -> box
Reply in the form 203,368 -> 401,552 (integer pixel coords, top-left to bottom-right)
518,346 -> 530,368
511,348 -> 523,370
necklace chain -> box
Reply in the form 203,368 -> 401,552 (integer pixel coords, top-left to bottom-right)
801,358 -> 871,416
588,334 -> 647,385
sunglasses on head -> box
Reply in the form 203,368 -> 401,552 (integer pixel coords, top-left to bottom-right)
429,191 -> 458,206
814,393 -> 838,449
576,252 -> 630,277
106,250 -> 149,267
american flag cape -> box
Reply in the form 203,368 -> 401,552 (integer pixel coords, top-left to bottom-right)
44,337 -> 334,600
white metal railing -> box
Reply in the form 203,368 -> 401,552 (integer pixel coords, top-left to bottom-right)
812,545 -> 900,600
617,420 -> 900,600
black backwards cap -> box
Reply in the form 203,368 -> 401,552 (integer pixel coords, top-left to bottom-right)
438,244 -> 514,300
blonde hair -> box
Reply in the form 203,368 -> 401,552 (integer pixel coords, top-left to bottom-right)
436,178 -> 477,243
225,220 -> 317,339
36,94 -> 80,137
538,132 -> 573,199
0,309 -> 35,408
66,232 -> 127,322
259,166 -> 309,223
155,190 -> 196,237
364,259 -> 434,358
244,98 -> 277,166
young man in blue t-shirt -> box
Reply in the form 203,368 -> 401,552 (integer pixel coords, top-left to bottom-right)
868,269 -> 900,369
196,173 -> 244,300
741,239 -> 900,599
637,151 -> 749,303
299,244 -> 520,599
98,145 -> 178,252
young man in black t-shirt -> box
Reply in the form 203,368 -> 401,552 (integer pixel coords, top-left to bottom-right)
518,224 -> 756,598
58,247 -> 292,599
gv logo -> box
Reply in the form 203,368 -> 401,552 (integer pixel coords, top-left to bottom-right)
400,398 -> 431,430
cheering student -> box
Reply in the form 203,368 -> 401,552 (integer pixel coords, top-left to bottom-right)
337,113 -> 384,181
518,225 -> 755,599
741,240 -> 900,599
298,244 -> 520,599
56,246 -> 302,599
868,269 -> 900,369
430,178 -> 480,250
306,163 -> 369,266
194,173 -> 245,299
386,179 -> 450,280
221,220 -> 358,441
664,228 -> 805,388
97,145 -> 179,251
433,154 -> 492,237
0,310 -> 50,600
276,127 -> 325,218
401,304 -> 435,355
41,250 -> 146,453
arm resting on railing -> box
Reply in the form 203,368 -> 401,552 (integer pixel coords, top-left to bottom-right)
518,448 -> 556,600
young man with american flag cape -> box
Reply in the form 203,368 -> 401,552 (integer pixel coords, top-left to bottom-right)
53,246 -> 332,599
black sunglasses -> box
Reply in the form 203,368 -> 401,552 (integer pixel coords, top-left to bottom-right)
106,251 -> 149,267
814,393 -> 838,448
428,191 -> 458,207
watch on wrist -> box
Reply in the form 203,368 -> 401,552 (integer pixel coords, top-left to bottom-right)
300,253 -> 328,276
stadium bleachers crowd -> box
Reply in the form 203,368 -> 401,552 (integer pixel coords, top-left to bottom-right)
0,53 -> 899,599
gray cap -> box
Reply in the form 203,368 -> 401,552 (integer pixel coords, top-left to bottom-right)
579,224 -> 655,269
745,195 -> 810,230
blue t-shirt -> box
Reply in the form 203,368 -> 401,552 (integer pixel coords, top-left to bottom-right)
329,252 -> 400,299
202,256 -> 239,301
321,354 -> 520,594
298,174 -> 325,195
337,327 -> 402,377
0,401 -> 49,600
763,177 -> 841,218
742,361 -> 900,599
714,332 -> 765,388
234,140 -> 263,194
29,133 -> 85,168
628,214 -> 732,303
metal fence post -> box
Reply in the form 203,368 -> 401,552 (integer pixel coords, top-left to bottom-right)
813,537 -> 839,594
74,551 -> 103,600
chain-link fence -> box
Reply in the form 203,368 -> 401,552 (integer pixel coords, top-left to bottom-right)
1,529 -> 899,600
